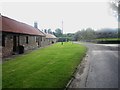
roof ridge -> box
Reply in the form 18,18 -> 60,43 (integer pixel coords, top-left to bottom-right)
2,15 -> 45,36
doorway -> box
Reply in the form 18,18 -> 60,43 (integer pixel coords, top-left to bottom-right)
13,36 -> 17,52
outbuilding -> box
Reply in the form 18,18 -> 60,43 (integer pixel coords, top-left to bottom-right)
44,33 -> 57,45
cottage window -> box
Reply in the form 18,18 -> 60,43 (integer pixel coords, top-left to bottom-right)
36,37 -> 38,42
26,36 -> 28,44
2,35 -> 5,47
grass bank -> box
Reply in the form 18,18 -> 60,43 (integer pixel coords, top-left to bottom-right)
95,38 -> 120,44
3,42 -> 87,88
96,38 -> 120,41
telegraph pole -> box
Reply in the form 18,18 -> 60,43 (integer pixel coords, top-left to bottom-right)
62,20 -> 63,34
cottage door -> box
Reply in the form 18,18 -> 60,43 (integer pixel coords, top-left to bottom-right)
39,37 -> 42,47
13,36 -> 17,52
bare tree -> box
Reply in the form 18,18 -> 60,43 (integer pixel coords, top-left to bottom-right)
109,0 -> 120,21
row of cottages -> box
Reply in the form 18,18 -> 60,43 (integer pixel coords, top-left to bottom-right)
0,15 -> 57,58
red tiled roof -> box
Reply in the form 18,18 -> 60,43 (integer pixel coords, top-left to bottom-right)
0,15 -> 45,36
45,33 -> 57,39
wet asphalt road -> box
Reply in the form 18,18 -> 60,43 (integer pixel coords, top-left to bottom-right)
69,42 -> 119,88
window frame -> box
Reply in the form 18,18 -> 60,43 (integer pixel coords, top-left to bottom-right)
26,36 -> 29,44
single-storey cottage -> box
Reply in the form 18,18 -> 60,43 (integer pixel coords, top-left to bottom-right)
0,15 -> 45,58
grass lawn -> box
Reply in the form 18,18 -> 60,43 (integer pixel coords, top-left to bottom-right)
2,42 -> 87,88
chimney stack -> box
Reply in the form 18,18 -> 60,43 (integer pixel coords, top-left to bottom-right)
34,22 -> 38,29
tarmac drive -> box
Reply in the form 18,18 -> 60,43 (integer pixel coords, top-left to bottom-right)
69,42 -> 119,88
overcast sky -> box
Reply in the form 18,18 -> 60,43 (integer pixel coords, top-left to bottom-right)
1,1 -> 118,33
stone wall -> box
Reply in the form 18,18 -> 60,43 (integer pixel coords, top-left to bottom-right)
19,35 -> 38,51
2,33 -> 43,58
2,34 -> 13,57
40,37 -> 46,47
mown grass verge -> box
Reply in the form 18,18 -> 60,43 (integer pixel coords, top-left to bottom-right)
2,42 -> 87,88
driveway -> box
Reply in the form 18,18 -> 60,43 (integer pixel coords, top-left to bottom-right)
69,42 -> 119,88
